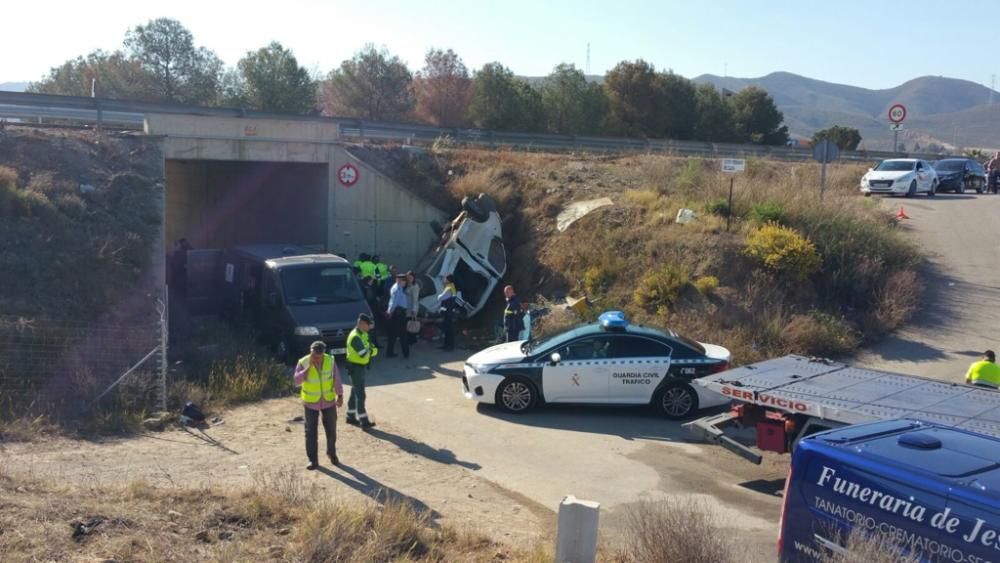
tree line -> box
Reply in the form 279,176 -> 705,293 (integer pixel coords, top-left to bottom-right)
29,18 -> 789,145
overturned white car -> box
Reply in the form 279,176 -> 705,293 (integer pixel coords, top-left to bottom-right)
414,194 -> 507,318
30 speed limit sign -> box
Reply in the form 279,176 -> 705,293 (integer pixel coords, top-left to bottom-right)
888,104 -> 907,124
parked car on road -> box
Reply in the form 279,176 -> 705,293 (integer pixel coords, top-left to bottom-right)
462,311 -> 731,419
414,193 -> 506,319
931,158 -> 986,193
860,158 -> 939,197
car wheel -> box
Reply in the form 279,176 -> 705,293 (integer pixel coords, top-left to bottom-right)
461,193 -> 492,223
928,181 -> 937,197
654,382 -> 700,420
976,180 -> 984,194
957,179 -> 966,194
906,180 -> 917,198
495,378 -> 537,413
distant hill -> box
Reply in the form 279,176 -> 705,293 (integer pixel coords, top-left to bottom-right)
693,72 -> 1000,150
520,70 -> 1000,150
0,82 -> 28,92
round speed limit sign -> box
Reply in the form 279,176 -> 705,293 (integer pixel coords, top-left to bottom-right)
888,104 -> 907,124
337,163 -> 359,187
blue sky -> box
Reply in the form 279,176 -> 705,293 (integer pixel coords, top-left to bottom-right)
2,0 -> 993,90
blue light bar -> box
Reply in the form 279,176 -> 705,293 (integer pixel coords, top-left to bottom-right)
598,310 -> 629,331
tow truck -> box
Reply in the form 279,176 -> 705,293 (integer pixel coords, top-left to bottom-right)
685,355 -> 1000,464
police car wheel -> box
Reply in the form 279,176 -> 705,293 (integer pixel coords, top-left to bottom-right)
496,378 -> 536,413
655,382 -> 699,420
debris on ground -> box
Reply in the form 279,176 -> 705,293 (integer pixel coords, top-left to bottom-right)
556,197 -> 614,231
675,208 -> 698,224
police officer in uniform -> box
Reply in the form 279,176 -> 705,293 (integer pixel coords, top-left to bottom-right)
346,313 -> 379,428
293,341 -> 343,470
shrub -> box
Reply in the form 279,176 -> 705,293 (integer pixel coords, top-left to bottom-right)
583,265 -> 613,295
620,497 -> 735,563
870,269 -> 922,336
749,201 -> 785,224
633,264 -> 689,314
671,158 -> 705,193
781,312 -> 860,357
744,223 -> 821,280
694,275 -> 719,296
704,198 -> 730,217
208,353 -> 291,406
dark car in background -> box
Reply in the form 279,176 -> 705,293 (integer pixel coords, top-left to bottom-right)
931,158 -> 986,193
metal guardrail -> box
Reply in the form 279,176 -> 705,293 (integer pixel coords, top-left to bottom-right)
0,90 -> 943,162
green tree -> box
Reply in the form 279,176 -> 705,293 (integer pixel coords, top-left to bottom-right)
124,18 -> 222,105
693,84 -> 736,142
540,63 -> 606,135
812,125 -> 862,151
227,42 -> 315,113
603,59 -> 667,137
730,86 -> 789,145
660,72 -> 697,139
318,44 -> 414,121
28,50 -> 153,100
412,48 -> 473,128
468,62 -> 539,131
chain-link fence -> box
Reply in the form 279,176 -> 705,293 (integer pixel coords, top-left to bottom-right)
0,295 -> 167,423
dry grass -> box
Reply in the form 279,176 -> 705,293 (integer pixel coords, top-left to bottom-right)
819,527 -> 922,563
0,467 -> 549,563
441,149 -> 922,363
613,497 -> 736,563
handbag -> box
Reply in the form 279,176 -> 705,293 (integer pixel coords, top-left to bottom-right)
406,319 -> 421,334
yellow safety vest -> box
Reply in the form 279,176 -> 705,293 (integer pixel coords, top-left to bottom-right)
298,354 -> 337,403
967,360 -> 1000,387
375,262 -> 389,280
346,328 -> 374,365
359,261 -> 376,279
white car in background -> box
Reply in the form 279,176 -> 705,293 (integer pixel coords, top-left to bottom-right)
860,158 -> 939,197
414,194 -> 506,318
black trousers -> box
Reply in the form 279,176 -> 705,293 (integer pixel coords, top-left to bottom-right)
441,308 -> 455,349
387,309 -> 409,357
304,406 -> 337,463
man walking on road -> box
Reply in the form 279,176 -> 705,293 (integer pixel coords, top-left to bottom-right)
987,153 -> 1000,194
293,341 -> 343,470
966,350 -> 1000,388
385,273 -> 410,358
346,313 -> 379,428
503,285 -> 524,343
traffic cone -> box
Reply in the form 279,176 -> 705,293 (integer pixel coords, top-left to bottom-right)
896,206 -> 910,220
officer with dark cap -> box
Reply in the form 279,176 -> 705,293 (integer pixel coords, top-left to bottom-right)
345,313 -> 378,428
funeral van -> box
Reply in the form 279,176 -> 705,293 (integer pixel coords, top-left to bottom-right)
779,419 -> 1000,562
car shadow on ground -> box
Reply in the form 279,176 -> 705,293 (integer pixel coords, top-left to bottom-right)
739,478 -> 787,497
363,427 -> 482,470
475,402 -> 729,442
317,462 -> 442,521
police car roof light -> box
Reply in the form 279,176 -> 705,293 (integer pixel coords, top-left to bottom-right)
599,310 -> 629,331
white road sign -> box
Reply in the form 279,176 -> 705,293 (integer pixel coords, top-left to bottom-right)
721,159 -> 745,173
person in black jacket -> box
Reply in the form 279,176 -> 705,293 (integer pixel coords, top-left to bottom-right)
503,285 -> 524,342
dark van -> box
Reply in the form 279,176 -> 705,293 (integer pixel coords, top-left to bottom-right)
219,245 -> 372,361
779,419 -> 1000,562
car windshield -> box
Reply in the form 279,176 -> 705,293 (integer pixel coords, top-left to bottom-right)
935,160 -> 966,172
874,161 -> 915,172
281,265 -> 364,305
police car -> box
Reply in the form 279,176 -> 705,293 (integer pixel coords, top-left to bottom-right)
462,311 -> 732,419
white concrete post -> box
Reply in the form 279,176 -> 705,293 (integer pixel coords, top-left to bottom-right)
555,495 -> 600,563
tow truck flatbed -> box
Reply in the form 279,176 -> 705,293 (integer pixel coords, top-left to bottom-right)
686,355 -> 1000,463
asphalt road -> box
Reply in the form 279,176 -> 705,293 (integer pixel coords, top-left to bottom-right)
364,348 -> 787,558
857,192 -> 1000,379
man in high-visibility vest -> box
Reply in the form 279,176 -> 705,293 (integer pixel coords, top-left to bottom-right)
966,350 -> 1000,388
346,313 -> 379,428
293,340 -> 344,470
